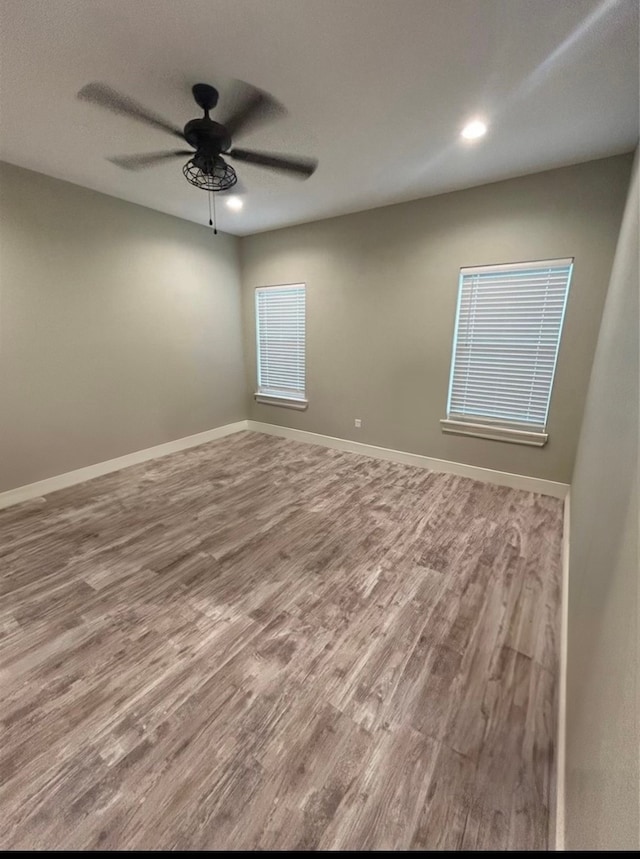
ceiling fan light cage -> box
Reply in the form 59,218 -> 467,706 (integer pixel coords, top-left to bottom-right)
182,157 -> 237,191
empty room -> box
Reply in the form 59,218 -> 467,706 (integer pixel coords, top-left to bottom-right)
0,0 -> 638,851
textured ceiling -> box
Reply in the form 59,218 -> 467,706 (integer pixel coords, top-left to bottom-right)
0,0 -> 638,236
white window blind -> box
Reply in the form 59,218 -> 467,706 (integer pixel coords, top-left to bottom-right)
443,258 -> 573,443
255,284 -> 306,405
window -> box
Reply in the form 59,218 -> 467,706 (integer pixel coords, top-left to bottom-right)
441,258 -> 573,446
255,283 -> 307,409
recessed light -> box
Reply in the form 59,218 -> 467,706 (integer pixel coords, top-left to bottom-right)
225,196 -> 243,212
461,119 -> 487,140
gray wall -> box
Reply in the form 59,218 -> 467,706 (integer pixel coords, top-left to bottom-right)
241,155 -> 633,483
565,151 -> 639,849
0,155 -> 632,491
0,162 -> 246,492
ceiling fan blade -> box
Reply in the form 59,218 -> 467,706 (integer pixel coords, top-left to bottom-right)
221,82 -> 286,139
107,150 -> 193,170
228,148 -> 317,179
78,83 -> 185,140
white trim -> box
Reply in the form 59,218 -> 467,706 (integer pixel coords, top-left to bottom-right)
1,418 -> 569,504
440,418 -> 548,447
254,393 -> 308,410
554,490 -> 570,851
246,421 -> 569,498
0,421 -> 248,510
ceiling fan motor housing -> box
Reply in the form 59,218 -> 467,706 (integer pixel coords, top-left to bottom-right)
182,87 -> 236,191
183,117 -> 231,154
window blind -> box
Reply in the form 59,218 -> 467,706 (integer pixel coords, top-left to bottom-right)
256,284 -> 306,401
446,259 -> 573,431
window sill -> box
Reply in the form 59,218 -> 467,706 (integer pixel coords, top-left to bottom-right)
440,418 -> 548,447
254,393 -> 308,411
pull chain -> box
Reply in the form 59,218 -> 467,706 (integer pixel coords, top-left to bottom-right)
208,190 -> 218,235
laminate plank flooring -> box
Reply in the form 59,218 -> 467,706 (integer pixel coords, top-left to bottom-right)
0,431 -> 563,850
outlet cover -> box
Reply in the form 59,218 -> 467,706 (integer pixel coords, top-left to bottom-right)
354,419 -> 362,428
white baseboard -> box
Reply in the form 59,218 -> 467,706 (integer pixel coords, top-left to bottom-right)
247,421 -> 569,498
0,421 -> 248,510
554,491 -> 570,850
1,418 -> 569,510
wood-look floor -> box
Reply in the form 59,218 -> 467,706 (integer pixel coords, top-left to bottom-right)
0,431 -> 563,850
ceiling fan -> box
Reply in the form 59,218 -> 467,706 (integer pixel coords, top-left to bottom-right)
78,80 -> 318,231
